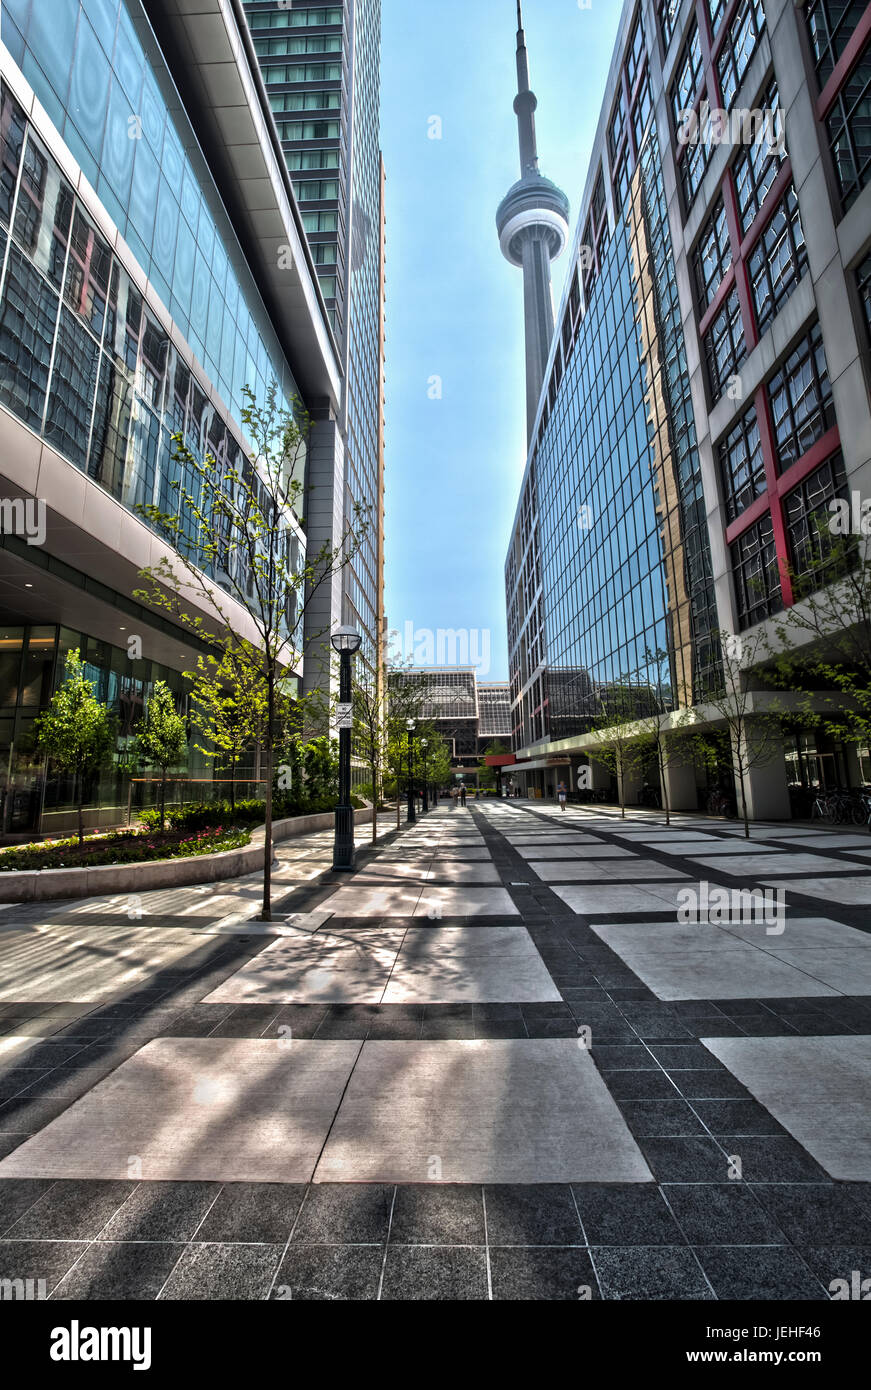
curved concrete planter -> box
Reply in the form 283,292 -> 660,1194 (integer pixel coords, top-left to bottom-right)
0,807 -> 373,903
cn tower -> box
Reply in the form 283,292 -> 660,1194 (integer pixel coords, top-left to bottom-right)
496,1 -> 570,444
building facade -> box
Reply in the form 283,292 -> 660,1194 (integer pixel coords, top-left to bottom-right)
505,0 -> 871,813
0,0 -> 346,833
243,0 -> 386,708
389,669 -> 512,783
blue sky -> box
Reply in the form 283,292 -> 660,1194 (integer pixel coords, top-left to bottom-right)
380,0 -> 623,680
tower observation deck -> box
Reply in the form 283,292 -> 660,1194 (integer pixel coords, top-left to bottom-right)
496,1 -> 570,444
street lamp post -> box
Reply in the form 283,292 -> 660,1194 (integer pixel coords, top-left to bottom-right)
420,738 -> 429,813
406,718 -> 416,823
331,625 -> 361,871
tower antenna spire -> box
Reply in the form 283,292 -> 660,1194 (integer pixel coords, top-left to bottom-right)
496,0 -> 570,443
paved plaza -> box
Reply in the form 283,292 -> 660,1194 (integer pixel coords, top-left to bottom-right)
0,802 -> 869,1299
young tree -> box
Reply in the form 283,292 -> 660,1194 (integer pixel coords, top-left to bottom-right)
770,532 -> 871,751
186,640 -> 266,814
588,680 -> 650,819
632,648 -> 694,825
34,649 -> 117,846
134,680 -> 187,831
699,630 -> 789,839
383,667 -> 433,828
353,668 -> 386,843
136,383 -> 367,919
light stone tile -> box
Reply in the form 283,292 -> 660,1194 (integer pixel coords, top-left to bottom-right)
413,887 -> 519,918
513,844 -> 633,859
202,928 -> 407,1003
382,926 -> 560,1003
724,917 -> 871,951
314,1040 -> 653,1183
552,883 -> 691,915
529,859 -> 691,883
763,950 -> 871,994
692,854 -> 869,876
703,1036 -> 871,1180
595,945 -> 838,1001
0,924 -> 219,1003
318,884 -> 423,917
761,876 -> 871,905
655,840 -> 779,856
423,863 -> 502,884
0,1039 -> 362,1182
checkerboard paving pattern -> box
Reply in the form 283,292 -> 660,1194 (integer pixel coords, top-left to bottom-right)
0,800 -> 869,1299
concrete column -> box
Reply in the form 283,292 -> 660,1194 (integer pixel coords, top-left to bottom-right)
732,724 -> 792,821
662,757 -> 699,812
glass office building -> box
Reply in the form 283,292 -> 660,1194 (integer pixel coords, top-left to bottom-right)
0,0 -> 343,832
244,0 -> 386,698
505,0 -> 871,815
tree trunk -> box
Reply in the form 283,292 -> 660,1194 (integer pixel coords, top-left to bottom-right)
739,769 -> 750,839
230,754 -> 236,816
76,770 -> 84,847
160,771 -> 166,833
660,745 -> 671,825
371,756 -> 378,844
262,674 -> 274,921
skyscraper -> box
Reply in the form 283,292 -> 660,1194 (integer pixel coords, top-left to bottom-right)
0,0 -> 343,833
243,1 -> 386,713
496,1 -> 570,442
504,0 -> 871,815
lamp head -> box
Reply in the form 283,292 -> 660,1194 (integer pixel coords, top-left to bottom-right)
406,718 -> 416,732
330,625 -> 362,655
420,738 -> 428,749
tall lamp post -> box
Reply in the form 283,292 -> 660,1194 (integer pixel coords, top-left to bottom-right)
420,738 -> 429,813
406,718 -> 416,823
331,625 -> 361,871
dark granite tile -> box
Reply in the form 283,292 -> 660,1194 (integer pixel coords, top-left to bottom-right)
484,1185 -> 582,1246
639,1138 -> 734,1183
664,1184 -> 785,1245
389,1185 -> 484,1246
720,1138 -> 829,1183
799,1246 -> 871,1296
291,1184 -> 394,1245
0,1179 -> 56,1236
159,1242 -> 283,1300
648,1044 -> 725,1070
694,1245 -> 826,1300
271,1244 -> 383,1300
691,1099 -> 786,1135
51,1241 -> 185,1299
589,1045 -> 658,1070
670,1070 -> 752,1099
0,1237 -> 86,1300
574,1184 -> 683,1246
593,1246 -> 714,1300
605,1070 -> 678,1100
98,1182 -> 221,1242
380,1245 -> 488,1300
7,1180 -> 136,1240
622,1100 -> 706,1137
751,1185 -> 871,1245
490,1245 -> 599,1299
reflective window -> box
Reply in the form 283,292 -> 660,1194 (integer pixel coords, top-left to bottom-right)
693,196 -> 732,311
717,0 -> 766,110
748,184 -> 807,335
0,243 -> 59,429
704,286 -> 746,402
767,322 -> 836,472
825,38 -> 871,210
718,406 -> 766,521
803,0 -> 867,89
731,514 -> 783,628
785,452 -> 849,578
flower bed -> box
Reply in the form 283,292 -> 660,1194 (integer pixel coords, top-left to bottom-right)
0,825 -> 251,872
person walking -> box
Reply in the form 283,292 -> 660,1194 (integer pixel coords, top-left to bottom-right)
450,787 -> 458,810
557,780 -> 568,812
460,784 -> 467,807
